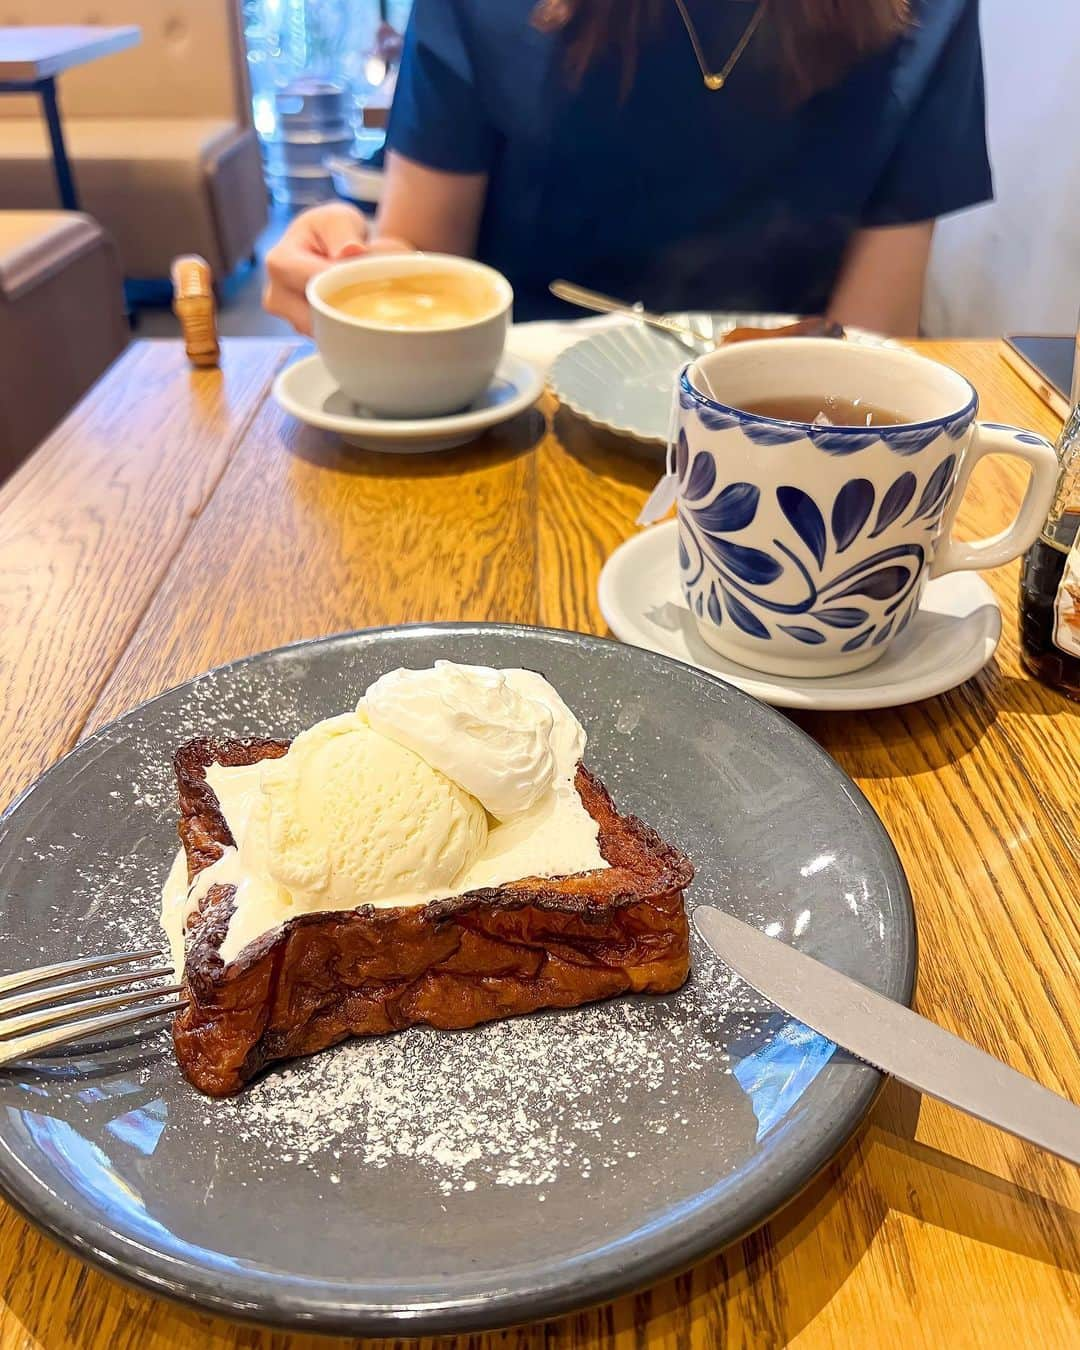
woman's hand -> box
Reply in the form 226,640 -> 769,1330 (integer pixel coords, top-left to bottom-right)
264,203 -> 368,335
263,203 -> 414,335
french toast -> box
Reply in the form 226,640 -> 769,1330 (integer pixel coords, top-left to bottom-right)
722,316 -> 845,344
170,737 -> 693,1096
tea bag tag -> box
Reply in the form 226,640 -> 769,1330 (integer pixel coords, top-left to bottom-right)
637,472 -> 679,526
636,377 -> 683,526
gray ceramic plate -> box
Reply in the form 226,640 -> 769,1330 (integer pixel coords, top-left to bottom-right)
0,624 -> 915,1335
549,313 -> 895,444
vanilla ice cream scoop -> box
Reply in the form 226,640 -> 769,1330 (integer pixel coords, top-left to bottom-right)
364,662 -> 585,819
259,711 -> 488,911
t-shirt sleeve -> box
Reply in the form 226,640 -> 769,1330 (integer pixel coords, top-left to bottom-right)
385,0 -> 494,174
862,0 -> 992,226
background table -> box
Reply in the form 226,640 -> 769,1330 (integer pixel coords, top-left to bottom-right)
0,26 -> 140,210
0,339 -> 1076,1348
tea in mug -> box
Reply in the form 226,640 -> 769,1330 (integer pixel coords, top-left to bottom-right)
738,394 -> 907,427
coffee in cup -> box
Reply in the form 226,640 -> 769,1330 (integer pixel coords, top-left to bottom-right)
308,254 -> 512,419
325,271 -> 503,330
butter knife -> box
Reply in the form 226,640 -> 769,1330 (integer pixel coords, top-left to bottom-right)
694,906 -> 1080,1164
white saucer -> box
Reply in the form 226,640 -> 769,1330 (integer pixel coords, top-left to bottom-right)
597,520 -> 1002,711
273,351 -> 544,453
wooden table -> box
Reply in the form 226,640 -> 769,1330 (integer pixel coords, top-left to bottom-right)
0,339 -> 1077,1349
0,26 -> 141,210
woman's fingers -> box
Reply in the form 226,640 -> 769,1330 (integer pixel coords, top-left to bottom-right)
364,236 -> 417,255
263,204 -> 371,333
261,277 -> 314,335
312,202 -> 372,258
263,240 -> 321,297
262,206 -> 420,335
262,244 -> 324,332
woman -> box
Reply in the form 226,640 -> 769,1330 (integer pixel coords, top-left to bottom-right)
265,0 -> 990,335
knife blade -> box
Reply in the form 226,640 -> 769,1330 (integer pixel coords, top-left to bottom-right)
694,906 -> 1080,1165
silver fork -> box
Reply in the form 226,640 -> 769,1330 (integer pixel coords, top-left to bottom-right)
0,948 -> 185,1066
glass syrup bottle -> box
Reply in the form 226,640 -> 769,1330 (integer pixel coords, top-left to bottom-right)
1019,399 -> 1080,699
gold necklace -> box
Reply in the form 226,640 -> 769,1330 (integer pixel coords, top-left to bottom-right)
672,0 -> 766,91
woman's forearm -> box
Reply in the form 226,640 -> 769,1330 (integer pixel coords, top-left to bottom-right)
375,151 -> 489,257
827,221 -> 935,336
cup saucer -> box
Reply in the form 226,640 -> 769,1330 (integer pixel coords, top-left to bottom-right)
598,520 -> 1002,711
273,351 -> 544,453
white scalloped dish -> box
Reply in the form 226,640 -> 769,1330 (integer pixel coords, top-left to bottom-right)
549,313 -> 895,445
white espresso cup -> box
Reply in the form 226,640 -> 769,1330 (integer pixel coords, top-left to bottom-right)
676,339 -> 1059,678
308,253 -> 512,418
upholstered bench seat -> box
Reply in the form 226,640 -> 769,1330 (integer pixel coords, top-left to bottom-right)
0,211 -> 127,475
0,2 -> 268,280
0,118 -> 264,279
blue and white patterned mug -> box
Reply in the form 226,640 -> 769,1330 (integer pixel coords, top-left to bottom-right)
676,339 -> 1059,677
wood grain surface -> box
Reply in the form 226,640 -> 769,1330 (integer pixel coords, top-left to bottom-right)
1,339 -> 1077,1350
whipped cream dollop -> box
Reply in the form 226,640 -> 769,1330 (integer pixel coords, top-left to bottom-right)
364,662 -> 583,820
161,663 -> 608,970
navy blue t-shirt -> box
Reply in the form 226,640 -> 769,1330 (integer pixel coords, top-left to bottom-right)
387,0 -> 991,320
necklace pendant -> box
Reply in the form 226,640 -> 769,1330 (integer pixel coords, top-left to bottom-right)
704,72 -> 725,91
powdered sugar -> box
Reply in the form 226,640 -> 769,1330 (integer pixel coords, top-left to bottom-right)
199,944 -> 744,1194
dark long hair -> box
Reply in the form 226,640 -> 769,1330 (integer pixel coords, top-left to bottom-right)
531,0 -> 911,100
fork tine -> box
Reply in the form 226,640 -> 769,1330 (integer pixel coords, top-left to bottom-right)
0,966 -> 174,1018
0,948 -> 162,997
0,999 -> 187,1067
0,982 -> 184,1040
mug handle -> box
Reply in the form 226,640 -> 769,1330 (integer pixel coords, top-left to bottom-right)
930,423 -> 1059,578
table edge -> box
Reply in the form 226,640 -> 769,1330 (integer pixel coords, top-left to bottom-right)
0,26 -> 141,81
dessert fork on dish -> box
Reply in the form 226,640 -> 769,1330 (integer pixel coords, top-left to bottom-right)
0,948 -> 184,1065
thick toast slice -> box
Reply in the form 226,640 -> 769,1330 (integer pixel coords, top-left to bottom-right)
171,737 -> 693,1096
